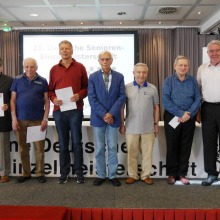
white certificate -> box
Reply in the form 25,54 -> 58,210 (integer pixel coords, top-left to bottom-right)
169,116 -> 180,129
26,126 -> 46,143
55,87 -> 77,112
0,93 -> 4,117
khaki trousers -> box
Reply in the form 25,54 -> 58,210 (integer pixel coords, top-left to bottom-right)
15,120 -> 45,177
126,133 -> 155,180
0,132 -> 10,176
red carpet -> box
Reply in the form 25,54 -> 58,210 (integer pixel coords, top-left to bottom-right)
70,208 -> 220,220
0,205 -> 69,220
0,206 -> 220,220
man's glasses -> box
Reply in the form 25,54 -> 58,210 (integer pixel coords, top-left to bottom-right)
208,49 -> 220,54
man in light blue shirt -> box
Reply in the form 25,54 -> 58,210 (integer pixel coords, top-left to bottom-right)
162,55 -> 201,185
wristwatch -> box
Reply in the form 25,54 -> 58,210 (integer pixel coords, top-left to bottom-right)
43,118 -> 48,122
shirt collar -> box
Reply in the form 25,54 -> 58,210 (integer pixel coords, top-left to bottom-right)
59,58 -> 75,67
174,72 -> 189,80
208,61 -> 220,67
101,69 -> 112,75
133,80 -> 148,87
23,73 -> 39,80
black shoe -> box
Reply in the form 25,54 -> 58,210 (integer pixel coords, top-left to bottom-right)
93,178 -> 105,186
16,176 -> 31,183
201,175 -> 218,186
37,176 -> 46,183
58,175 -> 69,184
76,174 -> 85,184
109,178 -> 121,187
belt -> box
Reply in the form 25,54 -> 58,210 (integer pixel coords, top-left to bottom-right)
204,101 -> 220,105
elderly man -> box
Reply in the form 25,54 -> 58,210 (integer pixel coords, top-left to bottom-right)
88,50 -> 125,187
0,58 -> 13,183
49,40 -> 88,184
162,55 -> 201,185
197,40 -> 220,186
120,63 -> 160,185
10,57 -> 49,183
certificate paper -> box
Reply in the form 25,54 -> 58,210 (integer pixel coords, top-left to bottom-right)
26,126 -> 46,143
0,93 -> 4,117
168,116 -> 180,129
55,87 -> 77,112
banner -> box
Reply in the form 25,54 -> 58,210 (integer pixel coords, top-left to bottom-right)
9,122 -> 220,178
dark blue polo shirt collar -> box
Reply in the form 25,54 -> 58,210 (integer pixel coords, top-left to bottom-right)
23,73 -> 39,81
133,80 -> 148,87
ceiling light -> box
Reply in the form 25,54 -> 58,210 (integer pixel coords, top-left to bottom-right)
157,7 -> 179,14
158,21 -> 162,25
197,11 -> 202,15
80,22 -> 84,25
29,13 -> 38,17
119,22 -> 122,25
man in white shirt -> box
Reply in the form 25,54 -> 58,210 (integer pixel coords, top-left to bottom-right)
197,40 -> 220,186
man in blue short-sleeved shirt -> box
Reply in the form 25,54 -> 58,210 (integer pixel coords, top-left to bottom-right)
10,58 -> 49,184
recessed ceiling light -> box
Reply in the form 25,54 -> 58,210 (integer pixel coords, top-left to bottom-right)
197,11 -> 202,15
80,22 -> 84,25
158,21 -> 162,24
29,13 -> 38,17
119,22 -> 123,25
117,12 -> 126,15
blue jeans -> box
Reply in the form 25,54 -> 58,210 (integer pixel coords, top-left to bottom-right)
93,125 -> 119,179
53,109 -> 83,176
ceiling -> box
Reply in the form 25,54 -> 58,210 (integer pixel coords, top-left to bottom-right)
0,0 -> 220,34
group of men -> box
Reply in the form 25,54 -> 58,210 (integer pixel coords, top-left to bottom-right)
0,39 -> 220,187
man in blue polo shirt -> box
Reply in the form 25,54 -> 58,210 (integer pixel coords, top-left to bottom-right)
10,58 -> 49,183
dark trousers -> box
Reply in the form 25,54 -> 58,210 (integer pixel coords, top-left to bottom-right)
164,111 -> 196,177
53,109 -> 84,177
201,102 -> 220,176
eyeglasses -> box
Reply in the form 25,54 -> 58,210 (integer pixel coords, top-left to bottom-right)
99,58 -> 112,62
208,49 -> 220,54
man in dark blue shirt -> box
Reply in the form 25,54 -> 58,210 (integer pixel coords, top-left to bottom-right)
10,58 -> 49,184
162,55 -> 201,185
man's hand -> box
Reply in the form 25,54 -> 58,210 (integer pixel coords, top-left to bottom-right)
119,124 -> 126,134
103,113 -> 114,125
41,120 -> 48,131
2,104 -> 8,111
12,119 -> 20,131
53,98 -> 63,106
179,111 -> 190,123
70,94 -> 79,102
